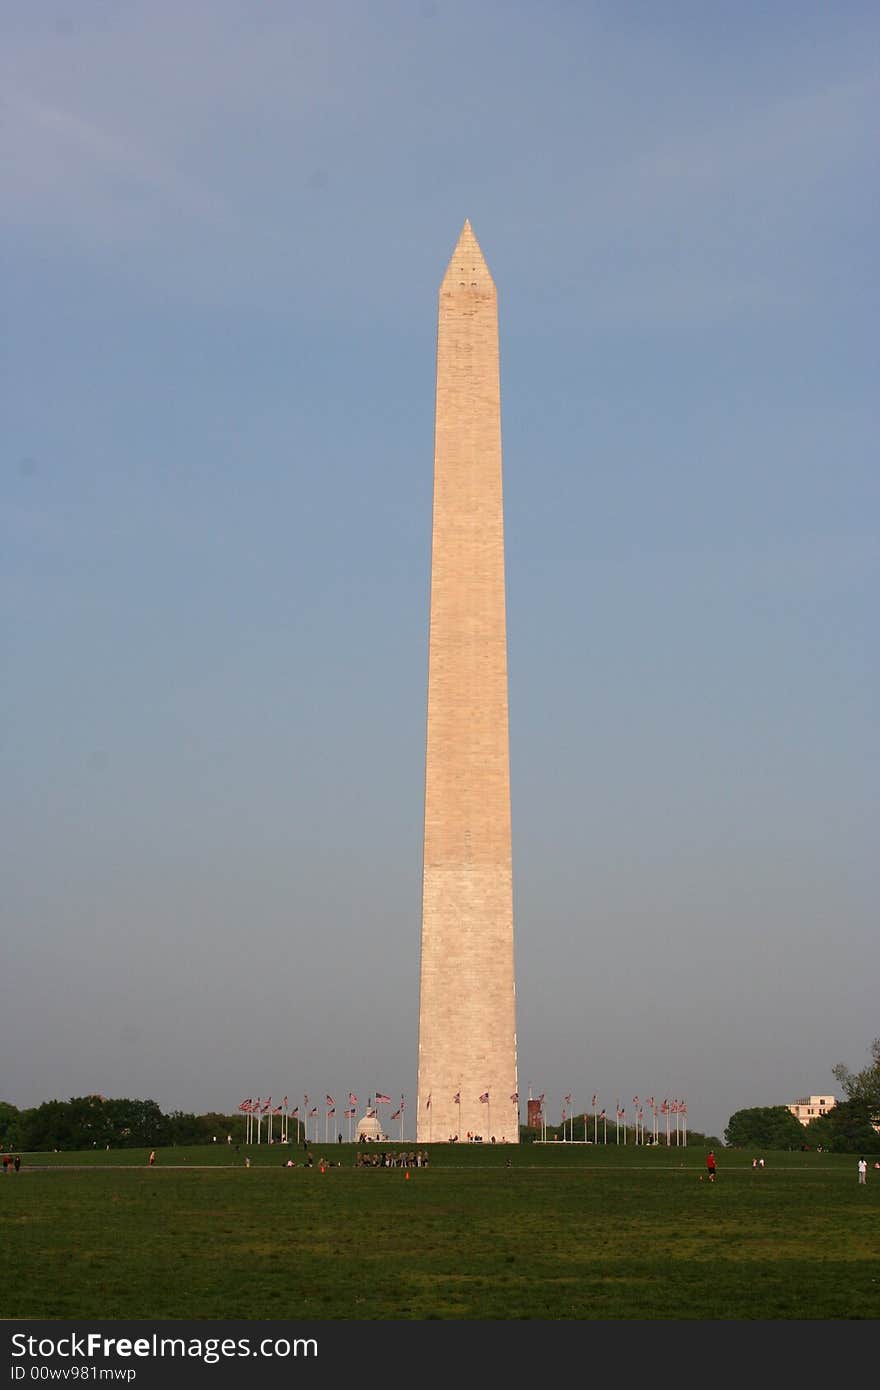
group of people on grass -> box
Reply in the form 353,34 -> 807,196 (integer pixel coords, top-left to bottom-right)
356,1150 -> 429,1169
1,1154 -> 22,1174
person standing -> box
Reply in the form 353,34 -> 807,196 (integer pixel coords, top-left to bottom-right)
706,1150 -> 717,1183
858,1157 -> 867,1185
148,1151 -> 156,1167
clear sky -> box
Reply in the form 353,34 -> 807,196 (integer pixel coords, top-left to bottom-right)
2,2 -> 877,1143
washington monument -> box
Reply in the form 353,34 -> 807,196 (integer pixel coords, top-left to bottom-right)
416,222 -> 518,1144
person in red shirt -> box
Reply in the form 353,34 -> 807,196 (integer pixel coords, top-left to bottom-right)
706,1150 -> 717,1182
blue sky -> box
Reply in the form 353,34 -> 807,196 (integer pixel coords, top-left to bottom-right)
2,1 -> 877,1142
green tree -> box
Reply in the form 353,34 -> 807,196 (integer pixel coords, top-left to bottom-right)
833,1038 -> 880,1125
724,1106 -> 805,1150
18,1096 -> 172,1151
805,1100 -> 879,1154
0,1102 -> 21,1148
104,1098 -> 170,1147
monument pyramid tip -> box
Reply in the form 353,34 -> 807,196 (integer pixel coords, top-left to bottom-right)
442,218 -> 493,286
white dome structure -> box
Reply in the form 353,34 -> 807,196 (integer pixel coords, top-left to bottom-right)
355,1109 -> 382,1142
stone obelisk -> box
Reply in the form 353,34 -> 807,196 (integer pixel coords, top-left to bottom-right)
416,221 -> 518,1144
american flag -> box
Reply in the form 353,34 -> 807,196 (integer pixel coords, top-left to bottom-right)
303,1095 -> 309,1108
290,1106 -> 299,1117
479,1092 -> 489,1103
564,1093 -> 572,1105
327,1107 -> 335,1118
325,1095 -> 334,1107
239,1099 -> 251,1112
537,1093 -> 545,1104
510,1092 -> 518,1104
348,1093 -> 358,1106
375,1092 -> 391,1104
272,1106 -> 283,1116
599,1109 -> 606,1118
367,1108 -> 377,1118
282,1097 -> 288,1109
262,1099 -> 272,1112
399,1096 -> 406,1110
344,1108 -> 355,1118
592,1094 -> 598,1109
391,1108 -> 400,1120
453,1092 -> 461,1105
633,1096 -> 639,1106
308,1107 -> 317,1118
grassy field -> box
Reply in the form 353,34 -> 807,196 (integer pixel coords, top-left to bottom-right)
4,1143 -> 878,1319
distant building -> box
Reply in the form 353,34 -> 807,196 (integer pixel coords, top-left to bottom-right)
355,1109 -> 384,1143
788,1095 -> 836,1126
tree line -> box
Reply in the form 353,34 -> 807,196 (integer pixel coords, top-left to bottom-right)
725,1037 -> 880,1153
0,1095 -> 243,1152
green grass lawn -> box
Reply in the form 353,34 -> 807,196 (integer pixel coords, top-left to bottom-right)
3,1144 -> 878,1319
